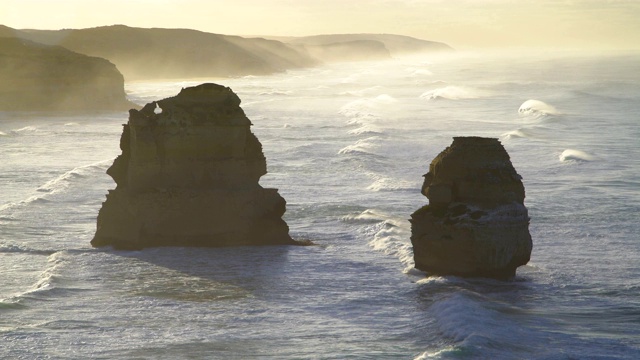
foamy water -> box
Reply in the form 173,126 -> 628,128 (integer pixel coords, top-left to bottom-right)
1,51 -> 640,359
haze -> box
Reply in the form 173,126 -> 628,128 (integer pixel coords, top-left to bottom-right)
2,0 -> 639,50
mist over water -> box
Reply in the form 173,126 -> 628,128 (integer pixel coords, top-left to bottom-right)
1,51 -> 640,359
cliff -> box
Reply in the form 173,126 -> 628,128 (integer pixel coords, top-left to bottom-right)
281,34 -> 454,56
410,137 -> 532,279
6,25 -> 453,80
92,83 -> 299,249
17,25 -> 319,80
0,37 -> 133,111
301,40 -> 391,62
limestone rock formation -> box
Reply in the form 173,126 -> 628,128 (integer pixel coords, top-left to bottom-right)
410,137 -> 532,279
92,83 -> 298,249
0,37 -> 133,111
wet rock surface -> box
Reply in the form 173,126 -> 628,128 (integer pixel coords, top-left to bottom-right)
410,137 -> 532,279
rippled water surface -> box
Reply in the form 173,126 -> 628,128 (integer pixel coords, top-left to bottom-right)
1,51 -> 639,359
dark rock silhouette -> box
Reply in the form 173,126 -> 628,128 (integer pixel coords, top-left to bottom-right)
410,137 -> 532,279
92,83 -> 299,250
0,37 -> 133,111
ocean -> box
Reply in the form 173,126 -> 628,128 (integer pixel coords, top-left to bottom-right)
1,50 -> 639,359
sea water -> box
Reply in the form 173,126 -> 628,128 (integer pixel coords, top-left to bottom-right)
1,50 -> 639,359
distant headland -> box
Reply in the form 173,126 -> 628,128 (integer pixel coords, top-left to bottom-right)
0,24 -> 451,111
1,24 -> 452,80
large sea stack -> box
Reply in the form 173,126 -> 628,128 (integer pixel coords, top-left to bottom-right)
410,137 -> 532,279
92,83 -> 297,249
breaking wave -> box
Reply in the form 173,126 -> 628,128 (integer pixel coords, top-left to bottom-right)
339,86 -> 385,97
0,242 -> 56,256
258,89 -> 292,96
338,137 -> 380,156
366,176 -> 416,192
559,149 -> 597,162
2,251 -> 68,303
339,94 -> 397,120
347,125 -> 383,136
343,209 -> 415,272
420,86 -> 484,100
518,99 -> 559,116
13,126 -> 39,133
36,160 -> 110,195
501,129 -> 530,140
0,160 -> 111,213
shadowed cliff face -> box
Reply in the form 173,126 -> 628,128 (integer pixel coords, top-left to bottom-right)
0,37 -> 132,111
410,137 -> 532,279
92,83 -> 298,250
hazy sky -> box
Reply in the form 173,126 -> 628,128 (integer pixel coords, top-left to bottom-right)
2,0 -> 639,49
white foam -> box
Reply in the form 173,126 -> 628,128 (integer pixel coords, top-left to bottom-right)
413,347 -> 458,360
12,126 -> 38,134
347,125 -> 383,136
518,99 -> 559,116
37,160 -> 111,194
417,275 -> 462,286
420,86 -> 484,100
0,160 -> 112,213
559,149 -> 597,162
338,137 -> 379,155
341,209 -> 388,223
339,86 -> 384,97
0,242 -> 55,256
0,131 -> 7,136
366,176 -> 416,192
339,94 -> 397,120
367,218 -> 415,270
259,89 -> 292,96
501,129 -> 529,140
5,251 -> 66,301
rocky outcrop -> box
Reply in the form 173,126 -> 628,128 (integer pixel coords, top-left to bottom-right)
410,137 -> 532,279
0,37 -> 133,111
92,83 -> 299,249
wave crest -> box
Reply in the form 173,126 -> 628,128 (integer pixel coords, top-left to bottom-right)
420,86 -> 484,100
518,99 -> 559,116
559,149 -> 597,162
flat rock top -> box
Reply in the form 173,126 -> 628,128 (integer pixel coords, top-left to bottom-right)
131,83 -> 250,127
424,136 -> 525,205
158,83 -> 242,109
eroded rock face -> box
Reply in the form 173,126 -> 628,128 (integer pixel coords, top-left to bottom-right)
92,83 -> 297,249
410,137 -> 532,279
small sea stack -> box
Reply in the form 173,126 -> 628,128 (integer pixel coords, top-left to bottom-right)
410,137 -> 532,279
92,83 -> 299,249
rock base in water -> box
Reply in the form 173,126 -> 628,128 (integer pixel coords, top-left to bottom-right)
92,83 -> 299,249
410,137 -> 532,279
